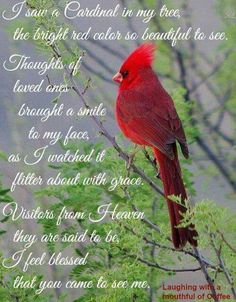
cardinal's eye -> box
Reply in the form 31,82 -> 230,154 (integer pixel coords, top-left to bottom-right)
122,70 -> 129,78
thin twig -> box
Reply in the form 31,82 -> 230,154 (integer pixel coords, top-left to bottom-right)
194,247 -> 219,302
217,231 -> 236,254
136,256 -> 201,272
210,234 -> 236,299
120,248 -> 202,272
189,51 -> 231,94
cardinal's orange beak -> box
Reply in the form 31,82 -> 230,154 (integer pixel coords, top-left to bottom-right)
113,72 -> 123,84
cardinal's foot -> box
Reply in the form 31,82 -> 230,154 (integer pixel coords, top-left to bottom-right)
156,170 -> 161,179
126,144 -> 139,172
126,152 -> 135,171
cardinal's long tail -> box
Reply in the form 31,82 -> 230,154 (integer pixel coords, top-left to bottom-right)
153,146 -> 198,249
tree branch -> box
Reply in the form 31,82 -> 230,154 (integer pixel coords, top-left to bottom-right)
136,256 -> 202,272
210,234 -> 236,300
189,51 -> 231,94
193,247 -> 220,302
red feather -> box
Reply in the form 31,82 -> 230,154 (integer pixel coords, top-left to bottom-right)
120,43 -> 156,72
114,43 -> 197,249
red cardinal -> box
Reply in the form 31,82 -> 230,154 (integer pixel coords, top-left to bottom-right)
113,43 -> 197,249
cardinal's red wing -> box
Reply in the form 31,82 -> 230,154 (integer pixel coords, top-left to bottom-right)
116,89 -> 188,159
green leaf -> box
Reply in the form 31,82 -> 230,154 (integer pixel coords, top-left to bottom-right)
0,189 -> 10,196
0,151 -> 7,161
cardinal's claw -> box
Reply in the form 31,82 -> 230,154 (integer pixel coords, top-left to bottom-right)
156,170 -> 161,179
126,145 -> 139,172
153,157 -> 157,166
126,153 -> 134,171
149,157 -> 160,178
152,158 -> 160,178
